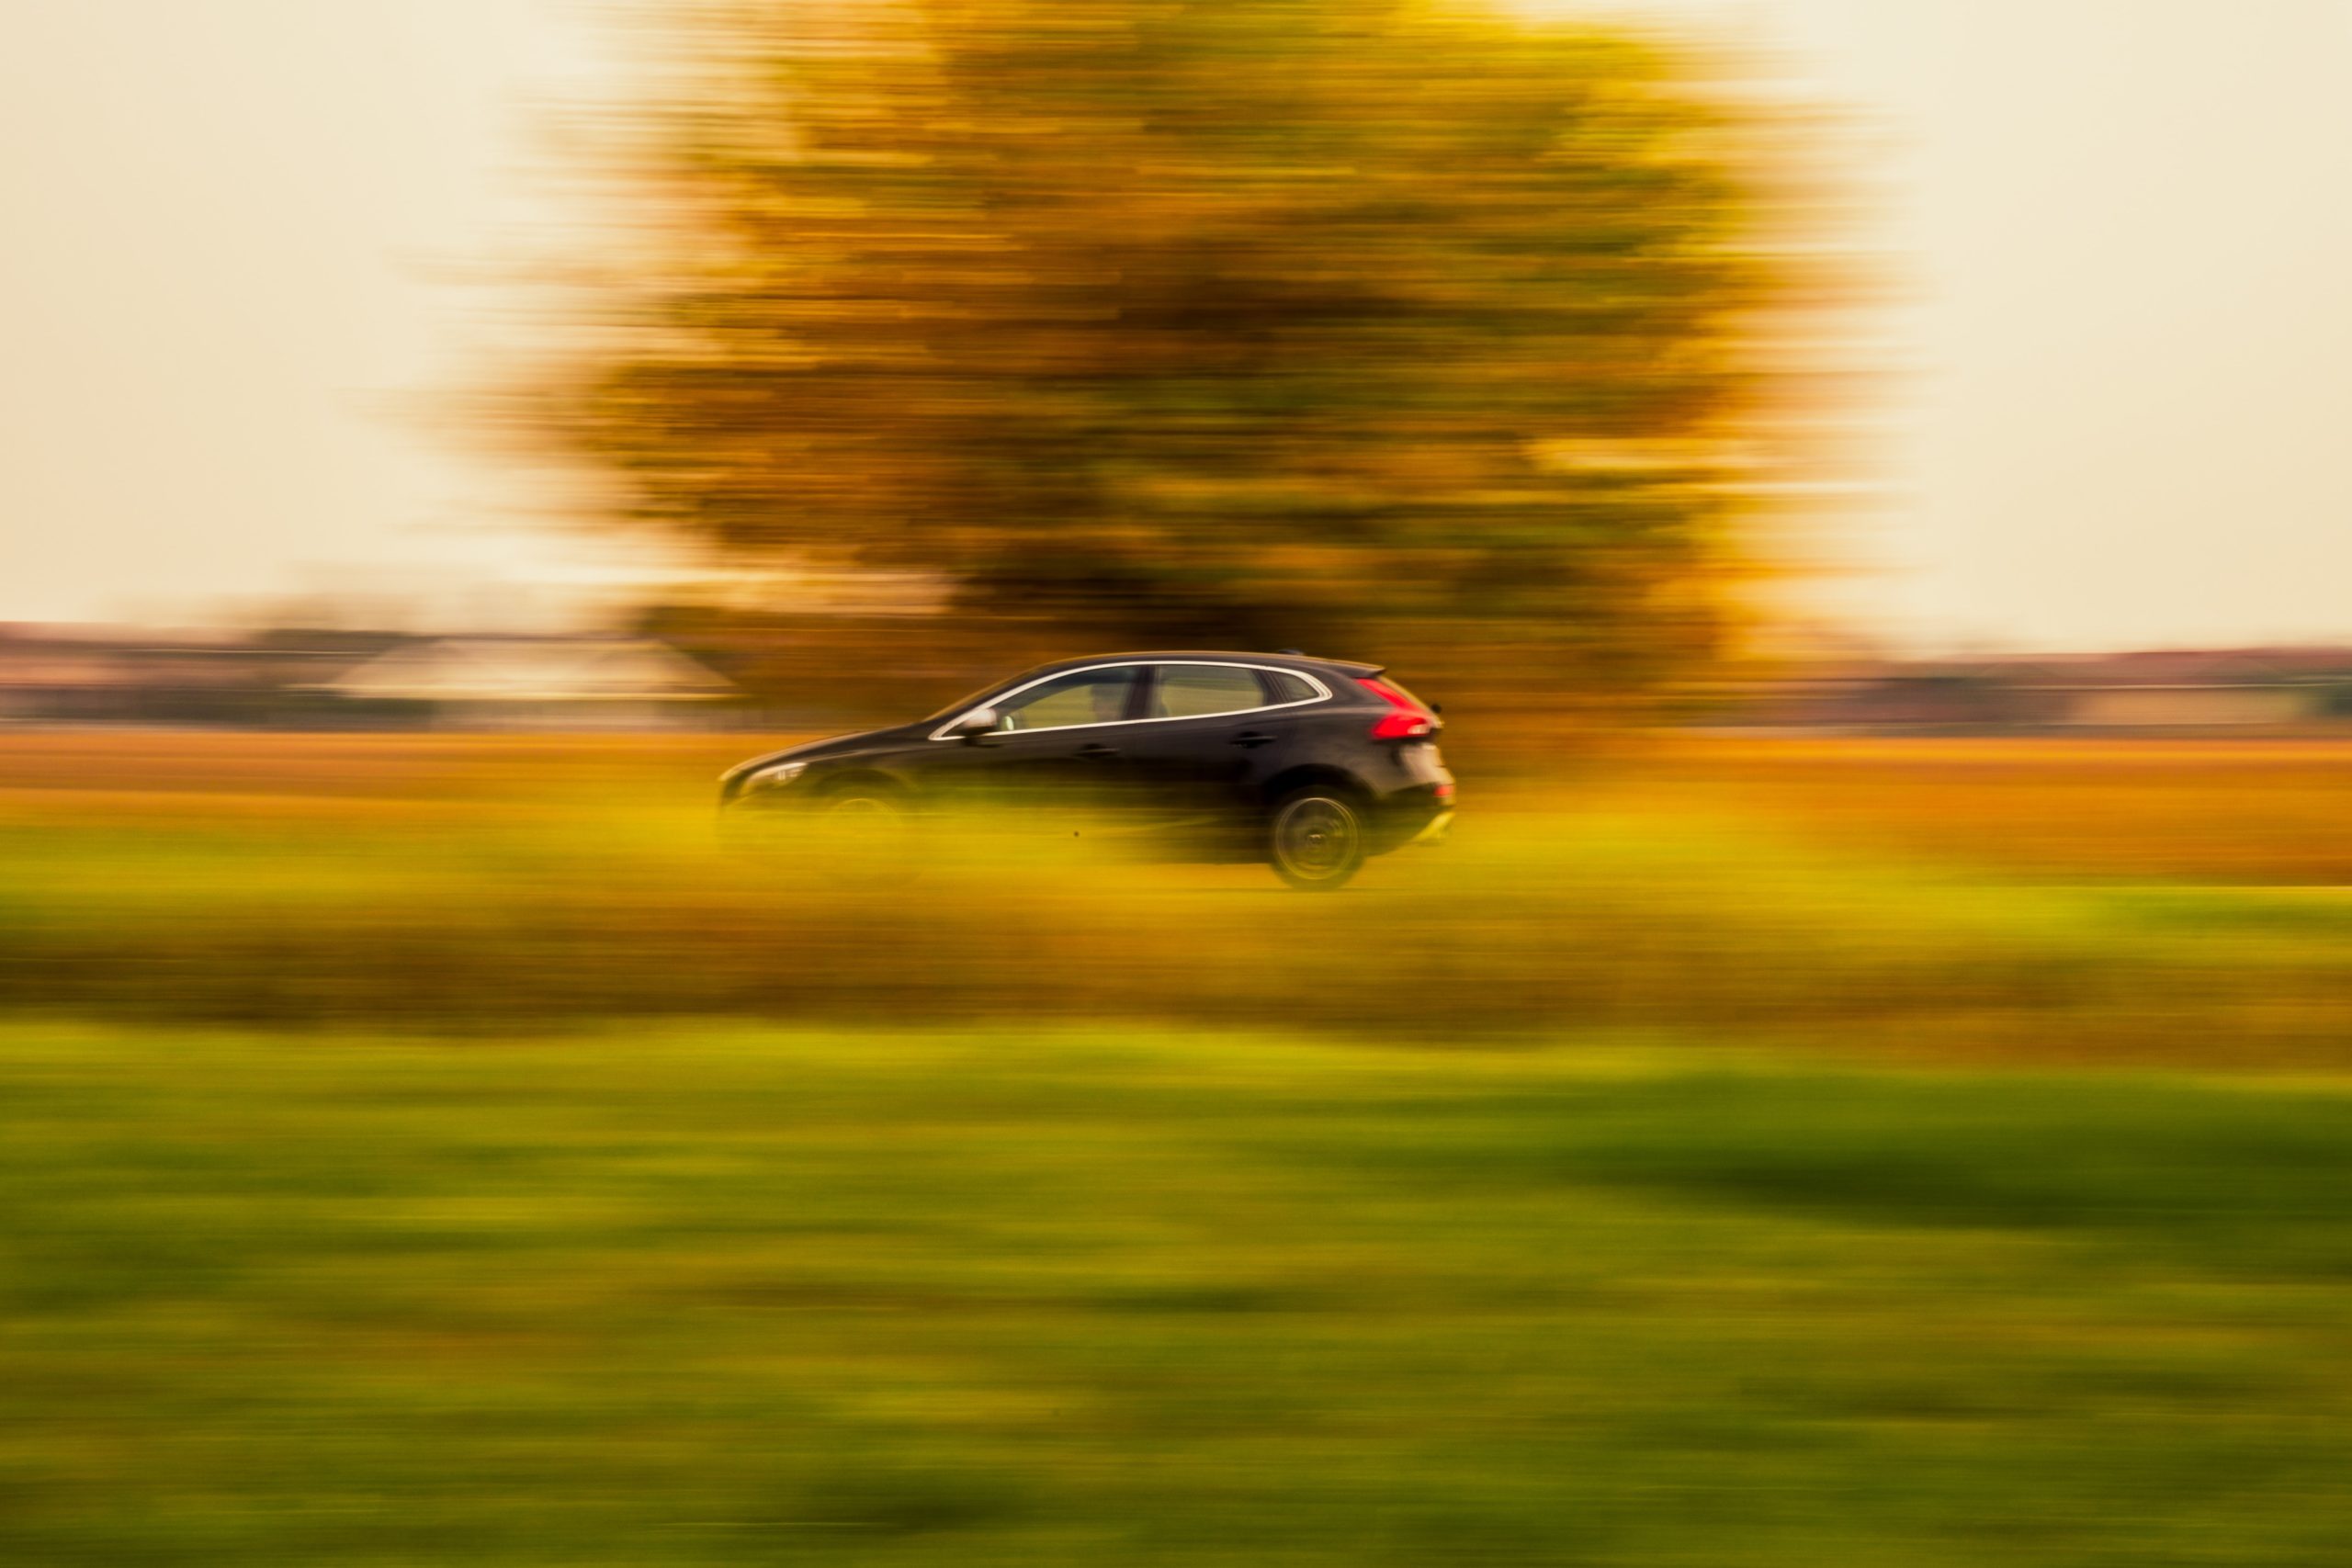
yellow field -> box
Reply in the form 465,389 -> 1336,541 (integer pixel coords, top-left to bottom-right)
6,727 -> 2347,878
2,728 -> 2348,1064
1632,736 -> 2352,884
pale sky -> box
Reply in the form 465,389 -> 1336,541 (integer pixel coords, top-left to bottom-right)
3,0 -> 2348,649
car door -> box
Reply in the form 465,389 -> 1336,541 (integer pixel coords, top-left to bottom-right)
905,663 -> 1146,821
1118,662 -> 1310,828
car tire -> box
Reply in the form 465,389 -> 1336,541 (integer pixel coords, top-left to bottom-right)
717,795 -> 797,856
810,786 -> 922,884
1266,786 -> 1366,892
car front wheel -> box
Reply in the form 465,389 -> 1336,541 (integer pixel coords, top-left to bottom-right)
809,788 -> 922,883
1267,787 -> 1366,892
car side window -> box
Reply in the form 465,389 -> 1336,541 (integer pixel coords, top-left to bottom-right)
991,667 -> 1141,732
1148,664 -> 1275,720
1261,670 -> 1317,705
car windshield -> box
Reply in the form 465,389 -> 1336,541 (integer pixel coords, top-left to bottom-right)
920,665 -> 1061,725
990,667 -> 1140,731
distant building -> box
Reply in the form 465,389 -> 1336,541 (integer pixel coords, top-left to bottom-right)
2058,684 -> 2313,728
2021,649 -> 2352,728
0,624 -> 406,726
1720,659 -> 2060,733
1713,647 -> 2352,734
321,637 -> 735,729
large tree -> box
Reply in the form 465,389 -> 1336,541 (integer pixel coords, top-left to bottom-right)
536,0 -> 1824,691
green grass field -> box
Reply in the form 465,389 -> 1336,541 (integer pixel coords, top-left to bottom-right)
12,1025 -> 2352,1565
6,733 -> 2352,1562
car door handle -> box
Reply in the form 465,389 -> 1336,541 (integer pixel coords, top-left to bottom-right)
1230,731 -> 1277,749
1075,742 -> 1122,760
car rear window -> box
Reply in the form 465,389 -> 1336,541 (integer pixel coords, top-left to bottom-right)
1149,664 -> 1268,719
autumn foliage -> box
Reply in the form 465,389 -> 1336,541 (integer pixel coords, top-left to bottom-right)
532,0 -> 1829,696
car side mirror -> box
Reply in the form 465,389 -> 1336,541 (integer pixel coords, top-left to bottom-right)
949,707 -> 999,741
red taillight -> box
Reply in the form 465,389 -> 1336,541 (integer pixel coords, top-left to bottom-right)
1361,676 -> 1436,740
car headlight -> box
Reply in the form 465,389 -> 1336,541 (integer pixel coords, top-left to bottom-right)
745,761 -> 808,792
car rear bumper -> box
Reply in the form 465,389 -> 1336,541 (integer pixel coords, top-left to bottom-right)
1405,808 -> 1454,847
1365,777 -> 1453,853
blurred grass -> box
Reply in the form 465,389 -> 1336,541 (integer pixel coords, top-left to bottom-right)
10,1023 -> 2352,1565
10,734 -> 2352,1562
1,732 -> 2350,1062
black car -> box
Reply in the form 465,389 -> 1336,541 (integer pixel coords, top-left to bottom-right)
718,651 -> 1454,889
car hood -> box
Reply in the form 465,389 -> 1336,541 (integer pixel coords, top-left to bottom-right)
717,726 -> 918,799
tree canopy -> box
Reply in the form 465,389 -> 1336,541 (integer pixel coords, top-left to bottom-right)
535,0 -> 1827,692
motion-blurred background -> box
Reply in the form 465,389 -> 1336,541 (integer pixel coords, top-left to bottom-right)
6,3 -> 2352,1564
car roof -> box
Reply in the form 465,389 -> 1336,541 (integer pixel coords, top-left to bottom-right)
1027,650 -> 1385,680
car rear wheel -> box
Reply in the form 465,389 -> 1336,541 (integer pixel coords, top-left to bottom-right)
1267,787 -> 1365,892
